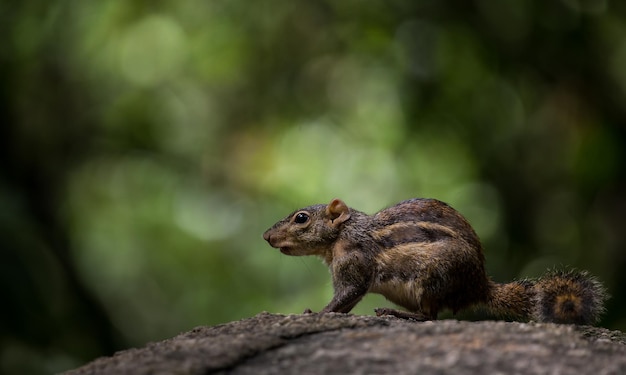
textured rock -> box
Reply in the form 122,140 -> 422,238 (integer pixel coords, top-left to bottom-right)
64,312 -> 626,375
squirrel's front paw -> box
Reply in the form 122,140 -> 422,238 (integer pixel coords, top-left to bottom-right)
303,308 -> 313,314
375,308 -> 393,317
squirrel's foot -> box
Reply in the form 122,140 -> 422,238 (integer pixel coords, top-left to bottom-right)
375,308 -> 430,321
303,308 -> 313,314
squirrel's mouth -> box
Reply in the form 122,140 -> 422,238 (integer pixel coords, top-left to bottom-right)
279,247 -> 293,255
266,240 -> 296,255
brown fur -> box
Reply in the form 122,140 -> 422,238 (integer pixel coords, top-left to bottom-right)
263,198 -> 608,325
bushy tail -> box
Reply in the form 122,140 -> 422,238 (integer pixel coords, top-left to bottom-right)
487,269 -> 608,325
532,269 -> 608,325
487,280 -> 535,321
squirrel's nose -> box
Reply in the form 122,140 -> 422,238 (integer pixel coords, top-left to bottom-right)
263,231 -> 271,242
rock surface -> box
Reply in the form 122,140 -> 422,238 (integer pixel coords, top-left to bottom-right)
64,312 -> 626,375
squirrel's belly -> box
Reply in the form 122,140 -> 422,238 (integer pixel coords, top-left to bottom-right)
370,278 -> 423,312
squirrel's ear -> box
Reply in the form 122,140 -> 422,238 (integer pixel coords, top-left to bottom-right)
326,198 -> 351,226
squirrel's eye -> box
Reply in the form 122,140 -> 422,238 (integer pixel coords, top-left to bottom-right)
294,212 -> 309,224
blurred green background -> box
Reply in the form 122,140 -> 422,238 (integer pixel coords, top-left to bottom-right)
2,0 -> 626,373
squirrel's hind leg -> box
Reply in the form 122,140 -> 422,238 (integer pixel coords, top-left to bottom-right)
374,308 -> 433,321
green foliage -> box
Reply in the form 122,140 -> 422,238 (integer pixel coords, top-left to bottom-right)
2,1 -> 626,373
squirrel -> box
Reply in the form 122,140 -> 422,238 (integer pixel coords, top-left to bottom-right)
263,198 -> 608,325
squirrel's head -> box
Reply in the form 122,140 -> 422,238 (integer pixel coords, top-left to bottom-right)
263,198 -> 351,256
